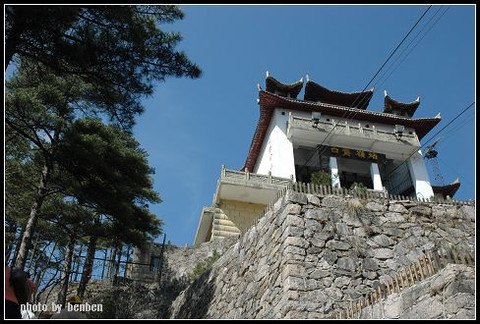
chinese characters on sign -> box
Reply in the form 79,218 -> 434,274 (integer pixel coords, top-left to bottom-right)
329,146 -> 379,161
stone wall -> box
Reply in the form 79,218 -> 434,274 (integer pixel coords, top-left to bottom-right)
129,237 -> 236,282
358,264 -> 475,319
169,190 -> 475,319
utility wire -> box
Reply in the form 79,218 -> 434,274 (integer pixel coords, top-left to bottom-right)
419,102 -> 474,149
439,110 -> 474,139
384,101 -> 475,180
299,5 -> 433,173
375,6 -> 449,91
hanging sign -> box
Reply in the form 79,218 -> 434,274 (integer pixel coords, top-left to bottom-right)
325,145 -> 385,163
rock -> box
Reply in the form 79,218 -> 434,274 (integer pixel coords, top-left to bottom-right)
304,208 -> 330,221
306,194 -> 321,206
457,205 -> 475,221
334,276 -> 351,287
370,248 -> 394,259
365,201 -> 387,212
326,240 -> 351,250
284,237 -> 309,248
389,203 -> 408,213
362,258 -> 379,271
335,223 -> 349,235
285,204 -> 302,215
285,190 -> 308,205
322,196 -> 348,209
409,205 -> 432,217
336,257 -> 356,272
309,269 -> 330,279
384,212 -> 406,223
284,214 -> 304,228
282,264 -> 307,280
371,234 -> 396,247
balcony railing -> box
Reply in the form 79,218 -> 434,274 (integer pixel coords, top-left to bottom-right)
287,115 -> 420,148
220,165 -> 293,187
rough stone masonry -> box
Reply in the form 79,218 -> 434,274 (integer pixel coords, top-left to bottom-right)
169,190 -> 475,319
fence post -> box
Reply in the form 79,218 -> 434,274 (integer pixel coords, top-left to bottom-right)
417,259 -> 425,280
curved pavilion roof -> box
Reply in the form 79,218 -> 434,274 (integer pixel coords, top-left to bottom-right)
432,178 -> 461,199
383,90 -> 421,117
304,79 -> 374,110
265,73 -> 304,99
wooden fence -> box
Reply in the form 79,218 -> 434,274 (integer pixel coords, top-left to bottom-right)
334,246 -> 475,319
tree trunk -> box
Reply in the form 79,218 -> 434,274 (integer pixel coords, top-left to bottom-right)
77,236 -> 97,298
34,240 -> 57,294
101,249 -> 108,279
123,245 -> 131,278
73,244 -> 83,282
25,232 -> 40,273
56,235 -> 75,308
115,244 -> 122,278
108,245 -> 117,279
15,164 -> 50,269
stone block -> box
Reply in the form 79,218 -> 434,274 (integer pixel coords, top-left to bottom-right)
306,194 -> 321,206
335,223 -> 349,235
322,195 -> 348,208
326,240 -> 351,250
362,258 -> 379,271
284,236 -> 309,248
307,246 -> 323,254
305,219 -> 323,232
284,245 -> 306,256
281,225 -> 304,240
284,276 -> 307,291
283,214 -> 304,228
353,227 -> 367,237
384,212 -> 406,223
313,230 -> 333,241
408,205 -> 432,217
309,269 -> 330,279
282,264 -> 307,280
383,294 -> 401,319
320,251 -> 338,265
371,234 -> 395,247
285,203 -> 302,215
305,208 -> 330,221
370,248 -> 394,259
388,203 -> 408,213
334,276 -> 351,287
365,201 -> 387,212
458,205 -> 475,222
324,286 -> 342,301
285,190 -> 308,205
310,237 -> 326,248
336,257 -> 357,272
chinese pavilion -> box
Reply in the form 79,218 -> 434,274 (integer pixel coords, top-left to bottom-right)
194,73 -> 460,244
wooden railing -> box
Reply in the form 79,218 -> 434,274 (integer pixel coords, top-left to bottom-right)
333,246 -> 475,319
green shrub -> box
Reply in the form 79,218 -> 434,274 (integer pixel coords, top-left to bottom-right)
310,170 -> 332,187
188,251 -> 220,282
350,182 -> 368,195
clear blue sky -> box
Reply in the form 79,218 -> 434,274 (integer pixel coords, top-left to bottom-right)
132,5 -> 475,246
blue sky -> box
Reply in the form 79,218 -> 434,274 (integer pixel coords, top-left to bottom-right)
132,5 -> 475,246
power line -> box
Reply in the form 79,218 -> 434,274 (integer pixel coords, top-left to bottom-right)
438,110 -> 474,139
298,5 -> 433,174
420,102 -> 474,149
375,6 -> 450,91
361,5 -> 433,93
384,101 -> 475,180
